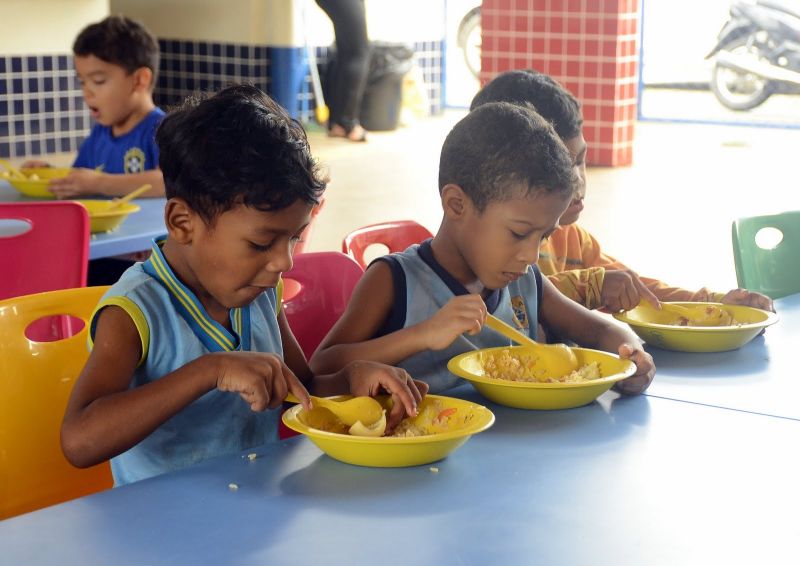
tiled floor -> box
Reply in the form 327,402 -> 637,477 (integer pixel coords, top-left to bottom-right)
307,113 -> 800,297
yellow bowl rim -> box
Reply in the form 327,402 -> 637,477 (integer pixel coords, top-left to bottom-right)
448,345 -> 636,389
282,393 -> 495,444
612,302 -> 779,332
74,200 -> 141,217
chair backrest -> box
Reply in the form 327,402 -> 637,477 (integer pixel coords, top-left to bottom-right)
341,220 -> 433,269
282,252 -> 364,359
293,197 -> 326,255
0,286 -> 113,520
732,211 -> 800,299
0,202 -> 90,301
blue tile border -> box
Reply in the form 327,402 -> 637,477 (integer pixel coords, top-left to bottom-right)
0,53 -> 88,159
1,38 -> 445,159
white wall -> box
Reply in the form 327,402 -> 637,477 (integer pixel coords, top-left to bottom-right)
641,0 -> 731,84
0,0 -> 108,55
109,0 -> 444,46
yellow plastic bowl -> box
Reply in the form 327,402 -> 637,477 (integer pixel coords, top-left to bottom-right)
613,302 -> 778,352
448,346 -> 636,410
2,167 -> 70,198
74,200 -> 141,233
282,394 -> 495,467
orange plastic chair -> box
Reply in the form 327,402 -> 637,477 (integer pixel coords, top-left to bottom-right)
0,202 -> 90,300
282,251 -> 364,360
0,286 -> 113,520
341,220 -> 433,269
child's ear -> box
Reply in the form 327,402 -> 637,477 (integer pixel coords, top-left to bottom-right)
164,198 -> 196,244
441,183 -> 468,219
132,67 -> 154,92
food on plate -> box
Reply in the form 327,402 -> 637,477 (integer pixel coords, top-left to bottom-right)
302,398 -> 473,438
479,348 -> 600,383
672,305 -> 739,327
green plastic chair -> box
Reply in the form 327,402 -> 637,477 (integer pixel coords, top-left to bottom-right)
732,210 -> 800,299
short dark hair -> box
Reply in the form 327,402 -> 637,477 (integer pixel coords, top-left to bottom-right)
156,84 -> 326,223
439,102 -> 575,211
470,70 -> 583,140
73,15 -> 159,82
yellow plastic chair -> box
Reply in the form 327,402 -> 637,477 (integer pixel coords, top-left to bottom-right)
732,210 -> 800,299
0,286 -> 113,520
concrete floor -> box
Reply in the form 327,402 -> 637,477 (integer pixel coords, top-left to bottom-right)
307,112 -> 800,296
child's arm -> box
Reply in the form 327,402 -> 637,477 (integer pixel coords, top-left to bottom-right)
48,169 -> 165,198
717,288 -> 774,312
61,305 -> 310,468
539,277 -> 655,395
310,261 -> 487,373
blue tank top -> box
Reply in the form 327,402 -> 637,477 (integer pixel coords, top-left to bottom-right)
89,237 -> 283,485
74,108 -> 164,173
376,240 -> 542,393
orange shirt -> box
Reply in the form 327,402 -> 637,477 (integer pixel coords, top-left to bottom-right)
538,224 -> 724,309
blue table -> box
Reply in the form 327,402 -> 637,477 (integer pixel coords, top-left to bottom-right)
1,387 -> 798,565
0,182 -> 166,260
644,293 -> 800,420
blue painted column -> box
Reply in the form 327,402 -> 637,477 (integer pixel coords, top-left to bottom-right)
270,46 -> 307,118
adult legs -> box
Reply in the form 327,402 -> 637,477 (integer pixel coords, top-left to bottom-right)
315,0 -> 370,136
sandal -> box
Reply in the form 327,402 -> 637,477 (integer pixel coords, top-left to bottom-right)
328,122 -> 367,142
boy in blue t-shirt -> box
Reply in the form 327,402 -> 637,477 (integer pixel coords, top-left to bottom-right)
61,85 -> 426,485
310,103 -> 655,395
24,16 -> 165,198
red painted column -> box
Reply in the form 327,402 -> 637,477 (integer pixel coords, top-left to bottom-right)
481,0 -> 639,166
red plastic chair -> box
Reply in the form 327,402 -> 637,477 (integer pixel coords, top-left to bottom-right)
279,252 -> 363,439
0,202 -> 91,341
293,197 -> 326,255
282,251 -> 364,359
0,202 -> 90,300
342,220 -> 433,269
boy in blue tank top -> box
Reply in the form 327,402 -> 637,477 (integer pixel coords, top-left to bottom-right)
24,16 -> 165,198
61,85 -> 426,485
311,102 -> 655,395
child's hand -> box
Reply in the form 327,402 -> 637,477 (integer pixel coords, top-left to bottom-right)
21,159 -> 51,169
720,288 -> 775,313
48,167 -> 104,198
420,294 -> 487,350
342,360 -> 428,433
213,352 -> 311,412
612,343 -> 655,395
601,270 -> 660,312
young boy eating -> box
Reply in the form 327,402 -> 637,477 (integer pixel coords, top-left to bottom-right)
25,15 -> 165,198
309,102 -> 655,395
61,85 -> 425,485
471,70 -> 774,314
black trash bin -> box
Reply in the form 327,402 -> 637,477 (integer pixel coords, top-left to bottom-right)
360,42 -> 415,131
324,41 -> 415,131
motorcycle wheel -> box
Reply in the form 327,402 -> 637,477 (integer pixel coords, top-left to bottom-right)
457,7 -> 481,79
710,36 -> 774,111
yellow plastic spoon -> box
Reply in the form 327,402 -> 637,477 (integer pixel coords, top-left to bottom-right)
0,158 -> 26,179
105,183 -> 152,210
286,393 -> 384,427
485,313 -> 579,377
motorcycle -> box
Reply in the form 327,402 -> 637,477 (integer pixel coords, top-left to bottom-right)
457,5 -> 481,79
706,0 -> 800,111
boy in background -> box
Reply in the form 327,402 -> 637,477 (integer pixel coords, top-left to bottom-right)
61,85 -> 425,485
471,69 -> 773,314
310,102 -> 655,395
25,15 -> 165,198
